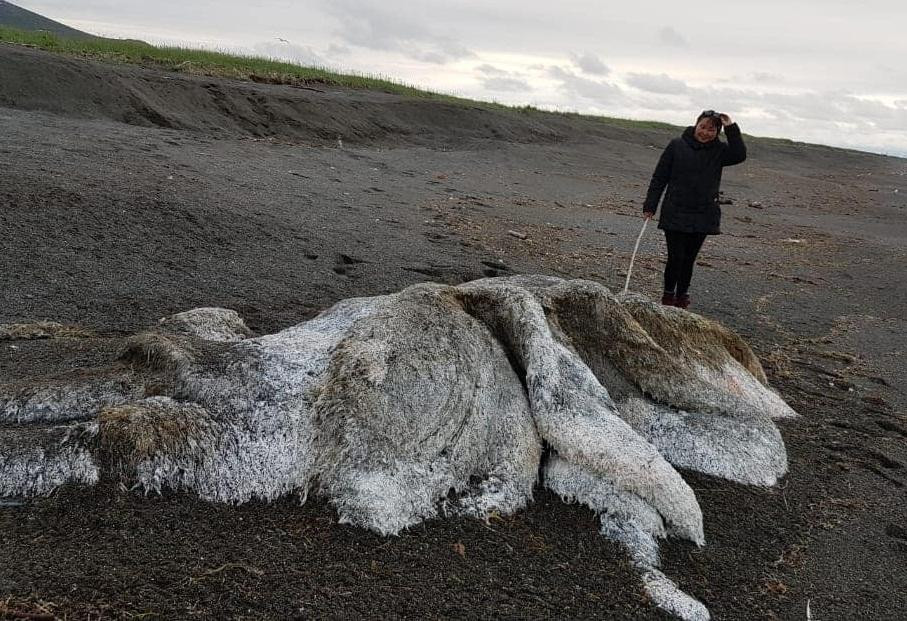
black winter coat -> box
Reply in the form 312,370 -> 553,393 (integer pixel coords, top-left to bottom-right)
643,123 -> 747,234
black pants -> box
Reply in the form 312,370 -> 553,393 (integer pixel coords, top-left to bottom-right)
663,230 -> 707,296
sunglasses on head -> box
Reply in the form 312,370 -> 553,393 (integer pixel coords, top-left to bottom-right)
701,110 -> 721,118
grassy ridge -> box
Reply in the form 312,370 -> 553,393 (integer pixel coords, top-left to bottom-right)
0,26 -> 471,101
0,25 -> 680,131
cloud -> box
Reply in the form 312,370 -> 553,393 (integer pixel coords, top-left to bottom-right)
481,76 -> 532,92
659,26 -> 688,48
681,83 -> 907,154
252,40 -> 324,67
326,43 -> 351,57
625,72 -> 689,95
571,52 -> 610,76
548,66 -> 625,105
755,90 -> 907,125
412,50 -> 448,64
476,64 -> 507,76
474,63 -> 532,92
750,71 -> 784,83
324,0 -> 473,64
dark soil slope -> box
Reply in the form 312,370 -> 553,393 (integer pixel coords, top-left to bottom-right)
0,44 -> 666,148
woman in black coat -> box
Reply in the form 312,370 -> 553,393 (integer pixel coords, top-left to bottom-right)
642,110 -> 746,309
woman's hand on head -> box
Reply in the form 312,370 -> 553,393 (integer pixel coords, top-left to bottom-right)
719,113 -> 733,126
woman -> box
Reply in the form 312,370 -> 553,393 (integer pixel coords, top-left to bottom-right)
642,110 -> 746,309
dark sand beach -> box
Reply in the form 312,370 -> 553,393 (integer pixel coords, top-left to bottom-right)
2,44 -> 906,620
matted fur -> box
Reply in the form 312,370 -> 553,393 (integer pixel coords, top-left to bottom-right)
0,276 -> 797,620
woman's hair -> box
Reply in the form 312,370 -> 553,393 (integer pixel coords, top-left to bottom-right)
696,110 -> 723,132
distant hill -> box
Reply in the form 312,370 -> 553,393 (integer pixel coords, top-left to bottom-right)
0,0 -> 96,39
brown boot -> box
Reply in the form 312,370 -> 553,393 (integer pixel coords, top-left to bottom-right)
675,293 -> 691,309
661,291 -> 676,306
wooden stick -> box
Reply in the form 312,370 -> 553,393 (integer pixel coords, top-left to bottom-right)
623,218 -> 650,294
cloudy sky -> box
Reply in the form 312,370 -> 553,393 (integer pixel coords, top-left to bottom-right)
18,0 -> 907,156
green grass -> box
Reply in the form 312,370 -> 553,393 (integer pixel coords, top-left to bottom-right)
0,26 -> 472,101
0,25 -> 681,131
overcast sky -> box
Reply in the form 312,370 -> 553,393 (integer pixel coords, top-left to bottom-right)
18,0 -> 907,156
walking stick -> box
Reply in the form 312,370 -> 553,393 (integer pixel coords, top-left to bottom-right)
622,217 -> 650,295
